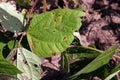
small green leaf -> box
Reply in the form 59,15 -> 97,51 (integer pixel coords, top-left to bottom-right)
71,45 -> 117,79
7,40 -> 18,50
17,48 -> 41,80
0,2 -> 24,32
27,9 -> 85,57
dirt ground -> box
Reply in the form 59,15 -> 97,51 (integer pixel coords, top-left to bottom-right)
80,0 -> 120,71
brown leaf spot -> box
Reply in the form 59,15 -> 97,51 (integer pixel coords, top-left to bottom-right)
52,11 -> 55,14
58,14 -> 62,17
63,36 -> 67,41
34,64 -> 38,67
23,59 -> 28,65
72,28 -> 74,31
52,29 -> 56,32
54,19 -> 57,22
51,52 -> 56,56
29,26 -> 32,29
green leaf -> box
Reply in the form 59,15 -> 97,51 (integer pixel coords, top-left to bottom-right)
71,45 -> 117,79
17,48 -> 41,80
105,63 -> 120,80
0,2 -> 24,32
0,42 -> 5,56
62,53 -> 70,72
27,9 -> 85,57
67,46 -> 102,59
0,54 -> 22,75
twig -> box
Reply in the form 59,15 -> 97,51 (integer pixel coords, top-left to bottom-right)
55,0 -> 61,8
113,55 -> 120,60
63,0 -> 69,8
18,32 -> 26,47
43,0 -> 47,12
18,0 -> 38,47
26,0 -> 38,24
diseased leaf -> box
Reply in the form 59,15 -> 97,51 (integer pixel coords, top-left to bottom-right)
17,48 -> 41,80
71,45 -> 117,79
0,2 -> 24,32
27,9 -> 85,57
